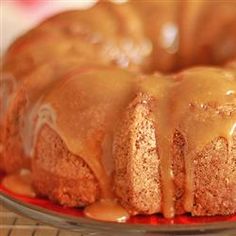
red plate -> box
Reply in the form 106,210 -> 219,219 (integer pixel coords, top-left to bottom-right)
0,172 -> 236,235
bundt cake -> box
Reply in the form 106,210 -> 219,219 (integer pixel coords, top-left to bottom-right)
1,0 -> 236,221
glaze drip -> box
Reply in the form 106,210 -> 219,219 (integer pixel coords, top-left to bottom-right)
84,199 -> 129,222
2,169 -> 36,198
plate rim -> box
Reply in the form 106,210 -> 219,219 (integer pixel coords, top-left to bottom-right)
1,191 -> 236,235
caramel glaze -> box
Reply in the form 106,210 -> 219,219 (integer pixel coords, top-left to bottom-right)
2,169 -> 36,198
142,68 -> 236,217
172,68 -> 236,213
17,59 -> 96,157
84,199 -> 129,222
3,64 -> 236,220
33,67 -> 139,199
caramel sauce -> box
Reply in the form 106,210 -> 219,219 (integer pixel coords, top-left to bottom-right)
140,67 -> 236,218
172,67 -> 236,212
34,68 -> 138,198
18,59 -> 92,157
2,169 -> 36,198
84,199 -> 129,222
17,64 -> 236,219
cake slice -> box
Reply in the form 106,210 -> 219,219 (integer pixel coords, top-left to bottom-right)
113,93 -> 162,215
32,125 -> 100,207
